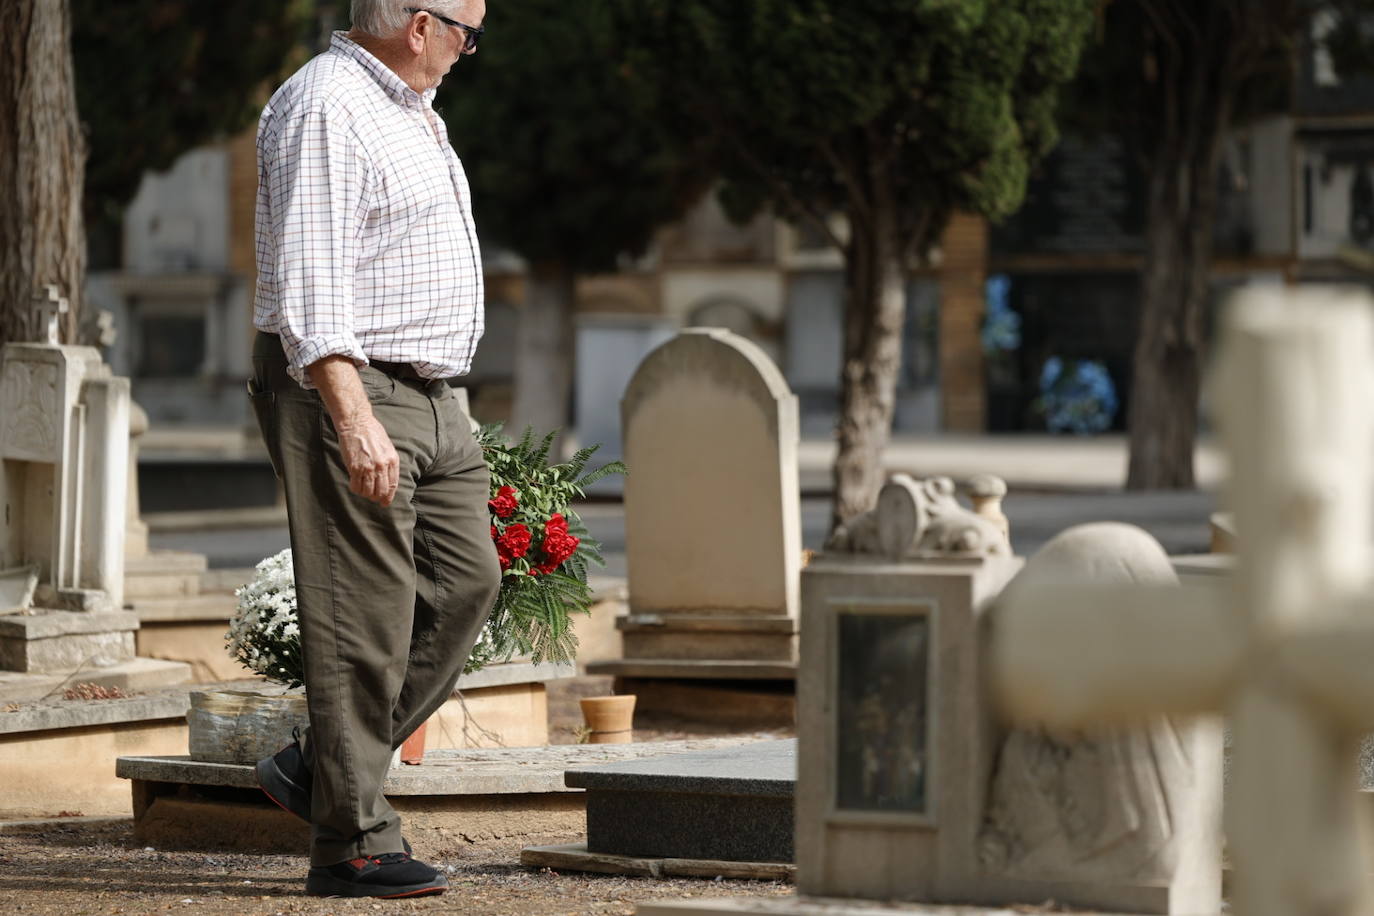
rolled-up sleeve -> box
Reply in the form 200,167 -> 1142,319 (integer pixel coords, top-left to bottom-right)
265,103 -> 373,386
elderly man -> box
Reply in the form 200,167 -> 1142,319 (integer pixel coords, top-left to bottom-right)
247,0 -> 497,899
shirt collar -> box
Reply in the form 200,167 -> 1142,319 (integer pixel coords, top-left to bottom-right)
329,31 -> 437,110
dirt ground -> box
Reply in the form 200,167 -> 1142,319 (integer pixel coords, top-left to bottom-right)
0,817 -> 793,916
0,713 -> 796,916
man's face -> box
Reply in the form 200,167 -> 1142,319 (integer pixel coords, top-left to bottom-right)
425,0 -> 485,88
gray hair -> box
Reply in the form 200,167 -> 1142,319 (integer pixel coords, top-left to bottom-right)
350,0 -> 466,37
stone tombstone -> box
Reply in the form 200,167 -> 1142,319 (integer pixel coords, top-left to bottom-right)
1,288 -> 130,612
621,327 -> 801,627
979,523 -> 1223,914
796,475 -> 1022,903
995,286 -> 1374,916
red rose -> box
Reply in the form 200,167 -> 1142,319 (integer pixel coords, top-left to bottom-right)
496,523 -> 532,564
488,485 -> 519,519
538,514 -> 580,572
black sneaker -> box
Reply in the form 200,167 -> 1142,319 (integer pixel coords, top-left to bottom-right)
256,726 -> 312,823
305,852 -> 448,898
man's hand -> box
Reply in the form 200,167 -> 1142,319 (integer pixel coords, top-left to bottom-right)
335,411 -> 400,506
308,356 -> 400,507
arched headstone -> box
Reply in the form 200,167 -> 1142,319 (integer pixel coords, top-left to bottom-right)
618,328 -> 800,664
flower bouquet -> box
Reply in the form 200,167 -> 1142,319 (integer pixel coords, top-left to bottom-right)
468,424 -> 625,672
226,425 -> 625,686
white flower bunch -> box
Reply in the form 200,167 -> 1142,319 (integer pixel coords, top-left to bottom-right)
227,548 -> 508,685
226,548 -> 304,688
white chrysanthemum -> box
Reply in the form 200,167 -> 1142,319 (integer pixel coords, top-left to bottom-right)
226,548 -> 303,688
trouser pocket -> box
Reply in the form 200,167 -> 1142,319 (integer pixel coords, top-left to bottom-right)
247,377 -> 285,479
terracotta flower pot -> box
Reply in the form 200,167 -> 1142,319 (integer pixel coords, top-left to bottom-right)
579,695 -> 636,744
400,720 -> 428,765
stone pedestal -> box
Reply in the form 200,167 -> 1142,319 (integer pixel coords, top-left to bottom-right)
1,341 -> 129,608
0,321 -> 189,698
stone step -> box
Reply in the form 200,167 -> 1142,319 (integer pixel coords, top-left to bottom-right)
124,551 -> 209,576
198,567 -> 254,594
124,551 -> 216,600
130,593 -> 238,623
0,656 -> 192,703
0,609 -> 140,640
563,738 -> 796,864
587,659 -> 797,681
123,573 -> 205,600
0,610 -> 142,674
621,632 -> 796,662
616,615 -> 797,634
617,614 -> 798,663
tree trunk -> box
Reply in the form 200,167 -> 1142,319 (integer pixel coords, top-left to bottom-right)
830,199 -> 906,532
1126,150 -> 1219,489
0,0 -> 86,349
510,259 -> 577,456
1124,6 -> 1244,490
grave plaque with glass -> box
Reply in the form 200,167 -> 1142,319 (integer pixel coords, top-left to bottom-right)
796,554 -> 1020,902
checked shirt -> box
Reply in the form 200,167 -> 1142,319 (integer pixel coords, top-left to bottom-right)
253,31 -> 484,388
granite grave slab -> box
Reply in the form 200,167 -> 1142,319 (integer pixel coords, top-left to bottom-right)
563,738 -> 795,864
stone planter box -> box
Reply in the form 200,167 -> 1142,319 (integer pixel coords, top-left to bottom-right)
186,688 -> 307,765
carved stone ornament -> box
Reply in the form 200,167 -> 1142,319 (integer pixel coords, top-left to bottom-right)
826,473 -> 1011,559
979,523 -> 1197,886
0,359 -> 60,462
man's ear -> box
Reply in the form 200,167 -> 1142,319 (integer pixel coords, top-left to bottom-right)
404,14 -> 428,55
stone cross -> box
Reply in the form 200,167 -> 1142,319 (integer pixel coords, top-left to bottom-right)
993,286 -> 1374,916
35,285 -> 68,345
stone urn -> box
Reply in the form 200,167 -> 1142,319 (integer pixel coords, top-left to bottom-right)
580,695 -> 636,744
187,688 -> 308,765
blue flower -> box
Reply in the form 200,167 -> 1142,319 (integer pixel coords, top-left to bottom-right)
982,274 -> 1021,354
1037,357 -> 1118,435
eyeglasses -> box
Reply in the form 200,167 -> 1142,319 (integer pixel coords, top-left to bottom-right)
404,7 -> 483,53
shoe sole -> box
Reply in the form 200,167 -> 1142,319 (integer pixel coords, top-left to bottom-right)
255,755 -> 310,823
305,870 -> 448,898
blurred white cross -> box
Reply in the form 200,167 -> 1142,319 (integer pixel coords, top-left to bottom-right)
994,287 -> 1374,916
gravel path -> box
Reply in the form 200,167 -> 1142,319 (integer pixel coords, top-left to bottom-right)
0,818 -> 792,915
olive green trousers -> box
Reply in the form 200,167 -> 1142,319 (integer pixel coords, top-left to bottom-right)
250,331 -> 500,866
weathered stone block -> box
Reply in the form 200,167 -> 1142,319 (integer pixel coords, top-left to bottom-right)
0,629 -> 135,673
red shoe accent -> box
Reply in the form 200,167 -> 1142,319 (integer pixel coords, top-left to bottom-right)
378,885 -> 447,899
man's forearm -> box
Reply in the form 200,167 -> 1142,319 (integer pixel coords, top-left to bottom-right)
307,356 -> 373,431
306,356 -> 400,506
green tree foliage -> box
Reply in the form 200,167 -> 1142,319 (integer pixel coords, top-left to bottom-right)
612,0 -> 1096,527
71,0 -> 315,228
436,0 -> 707,440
